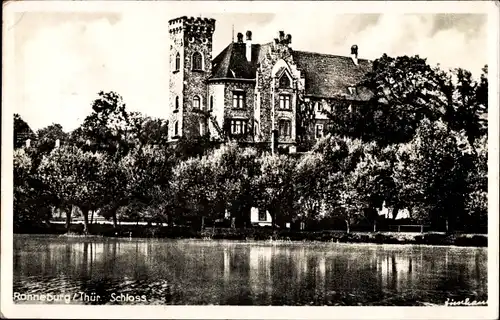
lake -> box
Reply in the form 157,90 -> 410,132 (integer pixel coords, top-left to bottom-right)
13,235 -> 487,306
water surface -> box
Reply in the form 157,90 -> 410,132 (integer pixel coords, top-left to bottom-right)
13,235 -> 487,305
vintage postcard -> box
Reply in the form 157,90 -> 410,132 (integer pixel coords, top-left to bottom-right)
1,0 -> 499,319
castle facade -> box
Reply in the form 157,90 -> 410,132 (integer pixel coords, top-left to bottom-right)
168,16 -> 372,152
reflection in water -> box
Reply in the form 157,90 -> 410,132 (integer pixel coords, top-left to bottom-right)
13,236 -> 487,306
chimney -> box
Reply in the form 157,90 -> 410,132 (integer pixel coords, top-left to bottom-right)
245,30 -> 252,62
351,44 -> 359,65
236,32 -> 243,43
55,139 -> 60,148
279,31 -> 285,42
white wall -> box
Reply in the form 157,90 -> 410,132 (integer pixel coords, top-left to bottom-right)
377,201 -> 410,219
208,83 -> 225,138
250,207 -> 272,225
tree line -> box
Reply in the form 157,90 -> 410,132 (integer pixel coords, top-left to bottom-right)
13,55 -> 488,234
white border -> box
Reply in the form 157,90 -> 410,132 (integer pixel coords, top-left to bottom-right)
2,1 -> 499,319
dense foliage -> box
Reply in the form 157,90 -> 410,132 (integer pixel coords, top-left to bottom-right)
13,55 -> 488,234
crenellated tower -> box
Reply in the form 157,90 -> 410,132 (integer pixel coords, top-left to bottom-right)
168,16 -> 216,139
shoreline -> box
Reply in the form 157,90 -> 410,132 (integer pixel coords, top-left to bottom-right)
13,225 -> 488,247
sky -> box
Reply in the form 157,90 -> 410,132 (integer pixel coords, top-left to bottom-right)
8,6 -> 488,132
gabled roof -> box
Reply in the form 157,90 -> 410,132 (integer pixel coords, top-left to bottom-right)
292,51 -> 373,100
211,42 -> 272,80
210,42 -> 373,100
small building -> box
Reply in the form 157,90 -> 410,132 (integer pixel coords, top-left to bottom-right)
250,207 -> 272,227
377,201 -> 410,220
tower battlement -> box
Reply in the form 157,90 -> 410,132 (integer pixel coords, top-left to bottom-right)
168,16 -> 216,35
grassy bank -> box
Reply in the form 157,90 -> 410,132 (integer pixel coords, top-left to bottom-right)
200,228 -> 487,247
14,223 -> 487,247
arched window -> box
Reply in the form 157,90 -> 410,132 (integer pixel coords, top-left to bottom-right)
174,121 -> 179,136
193,96 -> 201,109
175,96 -> 179,111
175,53 -> 180,71
279,73 -> 291,88
192,52 -> 203,70
209,96 -> 214,111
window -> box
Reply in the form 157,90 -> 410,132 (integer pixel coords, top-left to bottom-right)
233,91 -> 245,109
175,53 -> 180,71
209,96 -> 214,111
192,52 -> 203,70
315,124 -> 324,139
175,96 -> 179,111
348,86 -> 357,95
315,101 -> 322,112
230,119 -> 247,135
278,119 -> 292,138
279,95 -> 291,110
193,96 -> 201,109
279,73 -> 291,88
258,209 -> 267,222
174,121 -> 179,137
199,120 -> 205,136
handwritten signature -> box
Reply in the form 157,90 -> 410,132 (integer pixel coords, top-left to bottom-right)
445,298 -> 487,306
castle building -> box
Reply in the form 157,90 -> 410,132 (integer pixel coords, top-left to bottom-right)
168,16 -> 373,152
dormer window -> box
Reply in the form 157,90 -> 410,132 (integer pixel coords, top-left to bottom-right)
315,101 -> 322,112
279,73 -> 291,88
192,52 -> 203,71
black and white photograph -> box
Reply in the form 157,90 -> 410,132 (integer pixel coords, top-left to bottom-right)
1,1 -> 499,319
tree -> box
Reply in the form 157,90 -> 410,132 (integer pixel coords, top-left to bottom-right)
118,144 -> 176,226
255,153 -> 298,228
76,91 -> 132,157
207,143 -> 260,228
173,135 -> 220,160
97,156 -> 129,228
324,54 -> 457,146
447,66 -> 488,146
393,119 -> 472,231
14,114 -> 36,149
295,152 -> 327,222
315,136 -> 380,232
31,123 -> 70,184
464,134 -> 487,231
38,146 -> 109,233
171,156 -> 220,229
13,149 -> 35,228
128,112 -> 169,148
296,96 -> 318,151
70,92 -> 174,227
36,123 -> 68,154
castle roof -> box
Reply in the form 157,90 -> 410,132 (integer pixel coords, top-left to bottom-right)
291,51 -> 373,100
210,42 -> 373,100
211,42 -> 271,80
